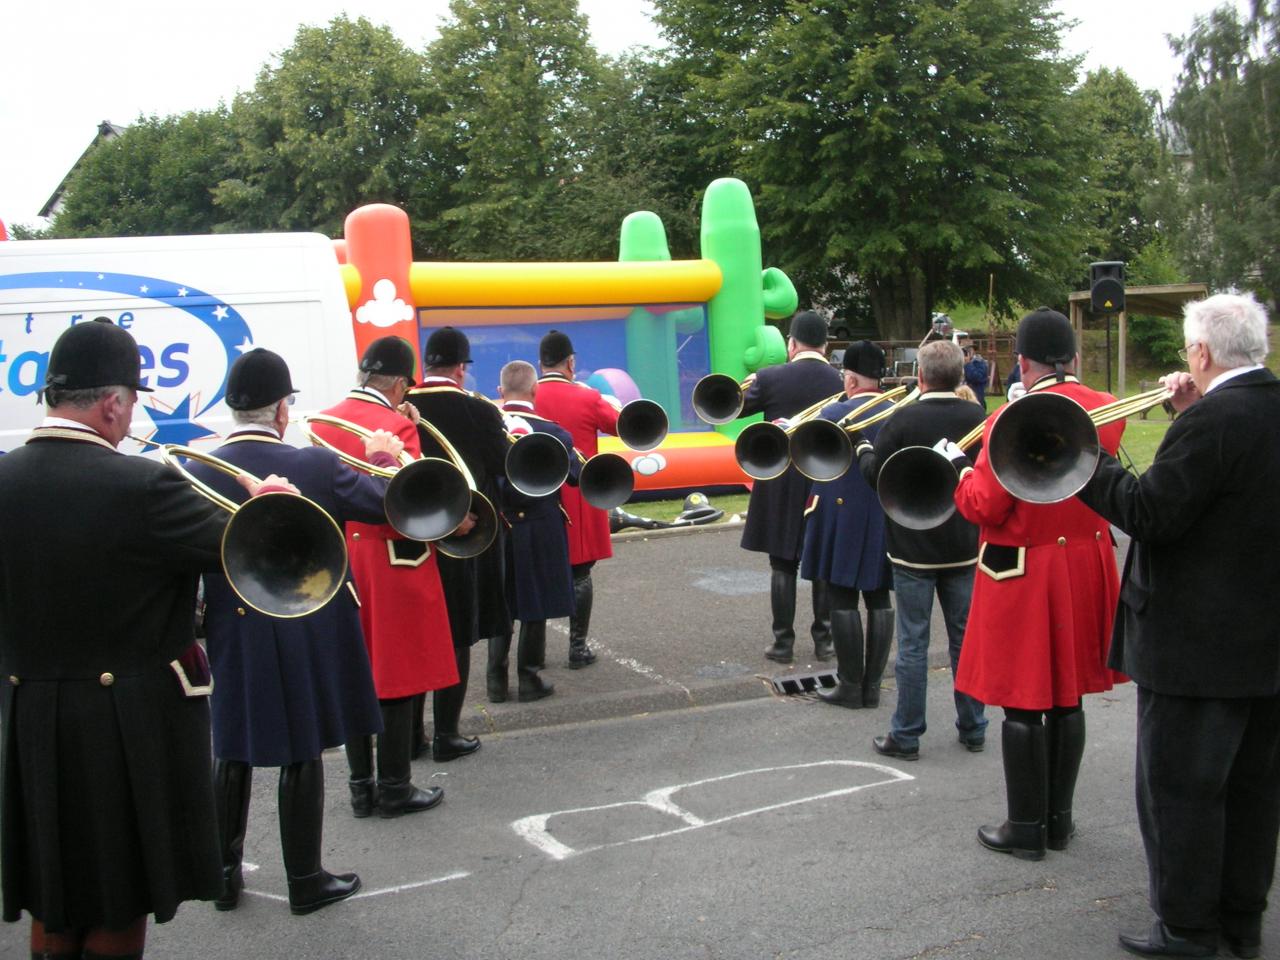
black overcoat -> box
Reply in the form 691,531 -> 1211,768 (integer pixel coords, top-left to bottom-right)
0,429 -> 226,932
738,355 -> 844,560
407,383 -> 512,644
191,433 -> 384,766
1078,368 -> 1280,697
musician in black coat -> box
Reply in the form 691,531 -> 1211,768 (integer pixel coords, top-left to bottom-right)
0,321 -> 277,956
739,310 -> 844,663
1077,293 -> 1280,959
489,360 -> 579,703
192,348 -> 395,917
405,326 -> 511,762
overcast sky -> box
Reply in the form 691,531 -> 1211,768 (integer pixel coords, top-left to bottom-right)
0,0 -> 1244,230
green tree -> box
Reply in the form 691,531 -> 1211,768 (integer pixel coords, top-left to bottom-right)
48,111 -> 233,238
1163,2 -> 1280,304
1126,236 -> 1190,364
1072,68 -> 1162,266
422,0 -> 608,259
214,15 -> 429,237
659,0 -> 1097,339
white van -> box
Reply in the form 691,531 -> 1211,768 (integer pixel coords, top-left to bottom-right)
0,233 -> 356,452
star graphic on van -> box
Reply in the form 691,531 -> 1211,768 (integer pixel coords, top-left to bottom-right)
143,395 -> 216,447
235,337 -> 253,353
212,305 -> 229,321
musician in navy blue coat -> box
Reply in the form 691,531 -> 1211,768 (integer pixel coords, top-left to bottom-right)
800,341 -> 895,709
192,349 -> 395,918
488,360 -> 579,702
739,310 -> 845,664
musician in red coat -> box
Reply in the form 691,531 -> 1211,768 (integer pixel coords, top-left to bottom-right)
532,330 -> 621,669
313,337 -> 455,820
949,308 -> 1126,862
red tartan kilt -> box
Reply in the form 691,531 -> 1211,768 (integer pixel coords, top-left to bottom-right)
346,525 -> 458,698
956,537 -> 1128,710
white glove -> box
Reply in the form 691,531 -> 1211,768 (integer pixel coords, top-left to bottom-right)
1006,381 -> 1027,403
503,414 -> 533,437
932,437 -> 969,464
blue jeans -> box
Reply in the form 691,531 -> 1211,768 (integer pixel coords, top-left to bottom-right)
888,564 -> 986,749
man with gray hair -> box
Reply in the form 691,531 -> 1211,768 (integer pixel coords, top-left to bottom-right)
1078,292 -> 1280,959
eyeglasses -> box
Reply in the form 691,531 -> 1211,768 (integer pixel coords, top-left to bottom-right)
1177,342 -> 1201,363
286,394 -> 296,406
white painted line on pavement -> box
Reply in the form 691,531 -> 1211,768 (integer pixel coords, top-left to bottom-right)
512,759 -> 914,861
548,621 -> 691,695
239,871 -> 471,905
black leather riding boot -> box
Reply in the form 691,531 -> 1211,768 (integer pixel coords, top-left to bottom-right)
764,568 -> 797,663
1046,709 -> 1085,851
811,580 -> 834,661
817,609 -> 865,708
978,720 -> 1048,861
213,758 -> 252,911
410,692 -> 428,760
861,607 -> 895,707
344,735 -> 375,818
487,633 -> 512,703
433,645 -> 480,761
279,758 -> 361,915
517,620 -> 555,702
568,567 -> 598,668
376,699 -> 444,818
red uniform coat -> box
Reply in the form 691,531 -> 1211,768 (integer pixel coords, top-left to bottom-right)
533,372 -> 621,565
953,376 -> 1128,710
312,389 -> 457,699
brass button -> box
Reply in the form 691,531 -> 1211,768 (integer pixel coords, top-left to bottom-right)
1095,531 -> 1102,540
836,497 -> 844,506
1057,537 -> 1067,546
99,672 -> 115,687
237,607 -> 247,617
517,511 -> 526,519
7,675 -> 18,685
352,532 -> 361,540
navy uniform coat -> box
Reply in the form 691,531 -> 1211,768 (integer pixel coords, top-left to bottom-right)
499,402 -> 578,622
801,392 -> 893,590
192,431 -> 384,767
407,380 -> 512,645
0,427 -> 226,932
739,354 -> 844,560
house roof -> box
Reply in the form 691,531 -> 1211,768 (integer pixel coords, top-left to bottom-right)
39,121 -> 126,219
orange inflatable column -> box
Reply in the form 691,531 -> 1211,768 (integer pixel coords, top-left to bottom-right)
342,204 -> 421,374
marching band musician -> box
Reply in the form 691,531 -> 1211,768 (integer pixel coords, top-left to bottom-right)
855,340 -> 988,756
941,308 -> 1127,862
0,320 -> 285,958
800,341 -> 895,709
739,310 -> 844,664
313,336 -> 458,819
406,327 -> 510,762
533,330 -> 619,669
193,348 -> 391,916
489,360 -> 579,702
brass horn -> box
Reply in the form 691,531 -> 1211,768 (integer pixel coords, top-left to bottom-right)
789,386 -> 914,481
876,419 -> 986,530
416,419 -> 499,558
692,373 -> 749,425
732,389 -> 849,481
576,449 -> 635,510
616,398 -> 668,452
505,430 -> 572,498
158,445 -> 349,619
299,414 -> 472,542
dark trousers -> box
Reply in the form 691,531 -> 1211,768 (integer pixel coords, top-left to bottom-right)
1135,685 -> 1280,933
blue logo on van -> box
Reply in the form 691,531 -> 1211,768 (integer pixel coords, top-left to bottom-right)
0,270 -> 253,446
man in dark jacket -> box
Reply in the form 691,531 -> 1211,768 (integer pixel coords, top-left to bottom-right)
406,326 -> 511,761
856,340 -> 988,758
0,320 -> 281,956
1078,292 -> 1280,959
739,310 -> 844,664
194,348 -> 398,916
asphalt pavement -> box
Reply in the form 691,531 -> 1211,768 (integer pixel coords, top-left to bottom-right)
4,521 -> 1271,959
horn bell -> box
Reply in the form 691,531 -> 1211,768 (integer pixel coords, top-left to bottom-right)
222,492 -> 349,619
789,418 -> 853,482
617,399 -> 668,452
735,421 -> 790,481
877,446 -> 961,531
580,452 -> 635,510
988,392 -> 1100,504
384,457 -> 473,542
692,373 -> 745,425
436,491 -> 499,559
507,431 -> 571,498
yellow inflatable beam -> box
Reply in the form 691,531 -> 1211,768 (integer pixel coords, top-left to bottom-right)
408,260 -> 722,307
